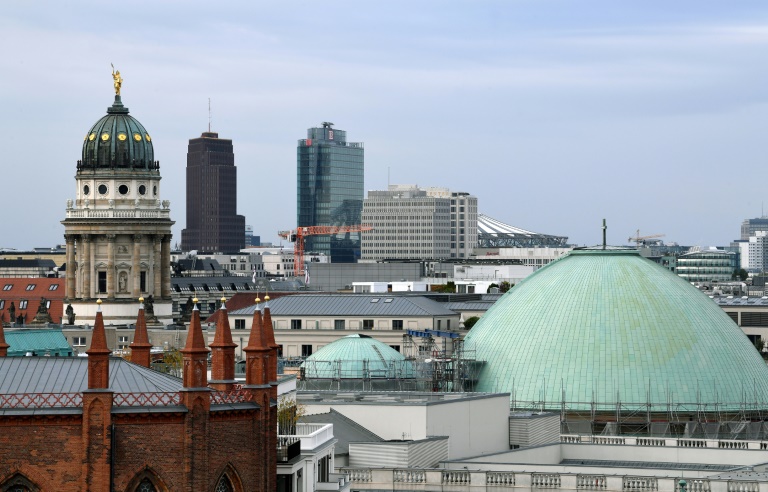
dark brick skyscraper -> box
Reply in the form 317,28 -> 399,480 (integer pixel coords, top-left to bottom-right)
181,132 -> 245,253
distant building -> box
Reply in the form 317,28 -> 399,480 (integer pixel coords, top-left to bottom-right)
181,132 -> 245,254
244,224 -> 260,247
297,122 -> 364,262
741,217 -> 768,240
676,247 -> 739,283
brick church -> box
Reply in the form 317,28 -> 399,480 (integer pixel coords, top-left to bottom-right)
0,296 -> 279,491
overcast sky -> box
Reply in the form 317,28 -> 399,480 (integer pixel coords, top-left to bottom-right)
2,1 -> 767,250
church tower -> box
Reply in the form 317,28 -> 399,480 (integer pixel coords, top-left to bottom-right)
61,69 -> 174,325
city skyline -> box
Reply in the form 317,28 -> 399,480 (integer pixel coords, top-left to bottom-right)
2,1 -> 768,250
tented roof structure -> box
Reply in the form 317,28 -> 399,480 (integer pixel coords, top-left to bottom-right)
477,213 -> 568,248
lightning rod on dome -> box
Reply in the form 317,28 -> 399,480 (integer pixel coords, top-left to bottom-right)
602,218 -> 607,250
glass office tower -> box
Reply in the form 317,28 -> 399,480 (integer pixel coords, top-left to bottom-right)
297,123 -> 364,263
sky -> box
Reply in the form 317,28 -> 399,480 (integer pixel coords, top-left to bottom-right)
2,1 -> 768,250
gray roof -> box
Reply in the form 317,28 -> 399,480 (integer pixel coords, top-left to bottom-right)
172,276 -> 304,293
230,294 -> 458,317
0,356 -> 183,394
443,301 -> 497,312
713,296 -> 768,306
300,408 -> 383,454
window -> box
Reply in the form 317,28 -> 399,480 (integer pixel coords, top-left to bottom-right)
118,336 -> 129,350
140,271 -> 147,292
301,344 -> 313,357
235,319 -> 245,329
25,284 -> 36,291
19,300 -> 28,309
334,319 -> 345,330
277,344 -> 283,357
390,345 -> 400,352
291,319 -> 302,330
48,284 -> 59,291
98,271 -> 107,293
437,319 -> 442,329
45,300 -> 51,309
0,300 -> 3,309
2,284 -> 11,291
137,478 -> 158,492
392,320 -> 403,330
73,337 -> 86,346
363,319 -> 374,330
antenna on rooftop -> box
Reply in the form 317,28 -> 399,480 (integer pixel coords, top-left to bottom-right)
208,98 -> 212,132
322,121 -> 334,128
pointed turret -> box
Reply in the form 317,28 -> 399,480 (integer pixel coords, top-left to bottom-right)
262,295 -> 279,386
87,299 -> 112,389
243,297 -> 266,386
129,297 -> 152,368
209,297 -> 237,390
180,298 -> 210,389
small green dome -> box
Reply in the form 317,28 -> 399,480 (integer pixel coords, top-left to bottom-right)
465,247 -> 768,410
80,96 -> 155,170
302,334 -> 413,379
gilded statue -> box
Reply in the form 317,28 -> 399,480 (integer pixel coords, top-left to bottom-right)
111,63 -> 123,95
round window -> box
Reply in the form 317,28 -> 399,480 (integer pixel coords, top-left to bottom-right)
138,185 -> 146,195
118,184 -> 129,195
153,185 -> 157,196
83,185 -> 90,196
98,184 -> 108,195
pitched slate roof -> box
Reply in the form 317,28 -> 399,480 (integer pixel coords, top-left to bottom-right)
300,408 -> 383,454
0,356 -> 183,394
230,294 -> 457,317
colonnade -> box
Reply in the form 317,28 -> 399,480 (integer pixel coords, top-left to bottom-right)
64,233 -> 171,300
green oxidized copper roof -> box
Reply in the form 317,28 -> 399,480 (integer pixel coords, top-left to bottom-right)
302,334 -> 414,379
464,247 -> 768,410
80,95 -> 155,169
5,329 -> 73,357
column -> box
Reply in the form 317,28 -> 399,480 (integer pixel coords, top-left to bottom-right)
132,234 -> 142,297
161,234 -> 171,299
65,234 -> 76,300
153,235 -> 162,296
106,234 -> 116,299
81,235 -> 91,300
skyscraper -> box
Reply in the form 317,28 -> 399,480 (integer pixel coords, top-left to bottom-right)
297,122 -> 364,262
181,132 -> 245,253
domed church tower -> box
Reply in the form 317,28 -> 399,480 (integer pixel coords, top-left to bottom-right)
61,69 -> 174,325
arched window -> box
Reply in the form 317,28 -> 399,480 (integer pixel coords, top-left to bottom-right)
136,478 -> 157,492
1,473 -> 39,492
215,476 -> 233,492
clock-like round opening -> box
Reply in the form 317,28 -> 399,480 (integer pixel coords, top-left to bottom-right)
138,185 -> 146,195
83,185 -> 90,196
98,184 -> 108,195
118,184 -> 129,195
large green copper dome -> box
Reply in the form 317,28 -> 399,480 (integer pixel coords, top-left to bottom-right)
465,247 -> 768,410
302,334 -> 413,379
79,95 -> 155,170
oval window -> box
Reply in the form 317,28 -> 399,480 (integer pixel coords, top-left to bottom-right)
83,185 -> 90,196
118,184 -> 129,195
98,184 -> 108,195
138,185 -> 146,195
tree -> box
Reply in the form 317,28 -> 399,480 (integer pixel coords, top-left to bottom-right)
277,395 -> 306,435
464,316 -> 480,329
754,337 -> 765,354
499,281 -> 513,293
732,269 -> 748,281
432,281 -> 456,293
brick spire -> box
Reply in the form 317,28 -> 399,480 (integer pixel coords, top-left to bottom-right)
0,313 -> 9,356
87,299 -> 112,389
209,297 -> 237,389
129,297 -> 152,368
262,295 -> 279,385
181,298 -> 209,388
243,297 -> 265,385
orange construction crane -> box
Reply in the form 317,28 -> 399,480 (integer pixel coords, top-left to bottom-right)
278,225 -> 373,276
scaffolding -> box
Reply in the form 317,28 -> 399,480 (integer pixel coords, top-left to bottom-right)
507,380 -> 768,439
296,330 -> 484,393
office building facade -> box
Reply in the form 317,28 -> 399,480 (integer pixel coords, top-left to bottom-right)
181,132 -> 245,254
297,123 -> 364,263
361,185 -> 477,260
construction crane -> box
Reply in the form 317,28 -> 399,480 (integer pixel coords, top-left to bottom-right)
278,225 -> 373,276
628,230 -> 665,246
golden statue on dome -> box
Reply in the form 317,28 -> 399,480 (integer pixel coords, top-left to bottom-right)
111,63 -> 123,95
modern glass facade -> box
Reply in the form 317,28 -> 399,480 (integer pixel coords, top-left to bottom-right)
297,123 -> 364,263
676,250 -> 738,283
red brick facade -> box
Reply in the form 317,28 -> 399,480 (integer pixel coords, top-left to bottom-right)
0,301 -> 278,491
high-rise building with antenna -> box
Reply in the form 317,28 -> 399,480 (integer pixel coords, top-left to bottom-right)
181,131 -> 245,253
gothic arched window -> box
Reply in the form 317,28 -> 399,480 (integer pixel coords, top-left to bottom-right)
136,478 -> 157,492
215,475 -> 233,492
1,473 -> 39,492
